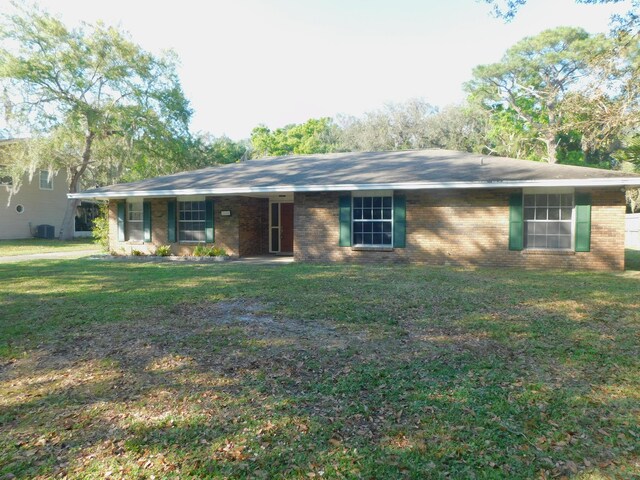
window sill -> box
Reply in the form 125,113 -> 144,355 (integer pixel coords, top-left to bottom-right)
351,246 -> 394,252
522,249 -> 575,256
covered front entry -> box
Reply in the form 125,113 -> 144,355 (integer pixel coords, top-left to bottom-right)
270,201 -> 294,255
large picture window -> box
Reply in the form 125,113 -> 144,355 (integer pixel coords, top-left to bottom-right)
352,196 -> 393,247
524,193 -> 573,249
178,200 -> 206,242
126,201 -> 143,241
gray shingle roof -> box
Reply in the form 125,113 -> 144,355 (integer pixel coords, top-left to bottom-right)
70,149 -> 640,199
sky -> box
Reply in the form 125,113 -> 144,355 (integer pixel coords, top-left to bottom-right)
0,0 -> 632,140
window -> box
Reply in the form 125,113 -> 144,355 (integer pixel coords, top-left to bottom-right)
0,166 -> 12,186
178,200 -> 206,242
39,170 -> 53,190
126,201 -> 143,241
352,196 -> 393,247
524,193 -> 573,249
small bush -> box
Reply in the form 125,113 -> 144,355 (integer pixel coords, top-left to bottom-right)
131,249 -> 143,256
192,244 -> 211,257
155,245 -> 172,257
91,203 -> 110,251
212,246 -> 228,257
192,244 -> 227,257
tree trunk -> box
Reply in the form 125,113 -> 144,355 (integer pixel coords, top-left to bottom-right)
543,134 -> 558,164
58,131 -> 95,240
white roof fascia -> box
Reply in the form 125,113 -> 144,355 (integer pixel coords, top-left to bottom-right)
68,177 -> 640,199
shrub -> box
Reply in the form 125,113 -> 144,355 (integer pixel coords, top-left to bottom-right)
192,244 -> 227,257
91,203 -> 110,251
131,249 -> 143,256
192,244 -> 211,257
155,245 -> 172,257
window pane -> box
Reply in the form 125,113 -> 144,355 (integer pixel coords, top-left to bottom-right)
561,208 -> 572,220
558,236 -> 571,249
354,208 -> 363,220
271,228 -> 279,251
362,209 -> 372,220
547,236 -> 559,249
561,194 -> 573,206
535,208 -> 547,220
524,208 -> 535,220
363,223 -> 372,233
372,209 -> 382,219
383,197 -> 392,208
382,233 -> 392,245
548,194 -> 560,206
353,222 -> 363,233
372,222 -> 382,233
353,197 -> 362,208
535,194 -> 548,206
382,208 -> 392,220
547,222 -> 560,234
271,203 -> 279,227
382,222 -> 392,233
363,197 -> 372,208
354,233 -> 363,245
548,208 -> 559,220
373,197 -> 382,208
559,222 -> 571,235
524,194 -> 535,207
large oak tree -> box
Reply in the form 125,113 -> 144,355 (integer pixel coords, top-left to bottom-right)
0,5 -> 192,238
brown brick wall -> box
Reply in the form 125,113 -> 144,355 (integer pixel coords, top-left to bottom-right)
293,189 -> 627,270
238,197 -> 269,256
108,197 -> 244,256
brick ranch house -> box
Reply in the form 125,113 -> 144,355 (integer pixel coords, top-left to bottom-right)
70,149 -> 640,270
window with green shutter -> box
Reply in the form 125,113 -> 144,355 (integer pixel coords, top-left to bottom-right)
339,196 -> 351,247
509,193 -> 523,251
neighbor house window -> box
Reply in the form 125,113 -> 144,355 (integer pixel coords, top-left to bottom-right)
178,200 -> 206,242
126,201 -> 143,241
352,196 -> 393,247
524,193 -> 573,249
39,170 -> 53,190
0,166 -> 12,186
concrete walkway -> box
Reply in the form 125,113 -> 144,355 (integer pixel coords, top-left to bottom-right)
0,249 -> 101,263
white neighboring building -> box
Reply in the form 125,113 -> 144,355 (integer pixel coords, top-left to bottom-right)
0,168 -> 69,239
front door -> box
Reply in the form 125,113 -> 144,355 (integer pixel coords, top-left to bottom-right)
280,203 -> 294,254
270,202 -> 294,254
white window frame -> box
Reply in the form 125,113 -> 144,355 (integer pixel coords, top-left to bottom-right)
126,200 -> 143,242
39,170 -> 53,190
523,187 -> 575,251
351,191 -> 394,248
177,197 -> 206,243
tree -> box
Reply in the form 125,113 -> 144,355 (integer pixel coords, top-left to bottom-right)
250,117 -> 338,157
467,27 -> 610,163
481,0 -> 638,25
337,98 -> 437,152
0,5 -> 192,238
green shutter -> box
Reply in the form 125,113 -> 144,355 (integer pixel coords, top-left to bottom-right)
167,200 -> 176,243
339,195 -> 351,247
509,193 -> 523,251
117,201 -> 126,242
143,200 -> 152,242
575,192 -> 591,252
393,195 -> 406,248
205,199 -> 215,243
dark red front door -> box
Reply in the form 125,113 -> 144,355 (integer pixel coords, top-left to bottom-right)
280,203 -> 294,253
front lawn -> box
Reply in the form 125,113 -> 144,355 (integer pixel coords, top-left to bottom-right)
0,238 -> 98,256
0,259 -> 638,478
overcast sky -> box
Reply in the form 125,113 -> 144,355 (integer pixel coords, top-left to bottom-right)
1,0 -> 631,139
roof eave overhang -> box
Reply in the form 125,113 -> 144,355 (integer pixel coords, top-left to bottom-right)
68,178 -> 640,200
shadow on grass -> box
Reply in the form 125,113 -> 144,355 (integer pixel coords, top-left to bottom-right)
0,260 -> 639,478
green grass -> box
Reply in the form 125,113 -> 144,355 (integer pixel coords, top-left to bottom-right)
0,256 -> 639,479
0,238 -> 98,256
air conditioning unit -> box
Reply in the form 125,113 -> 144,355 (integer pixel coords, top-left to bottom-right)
35,224 -> 55,239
